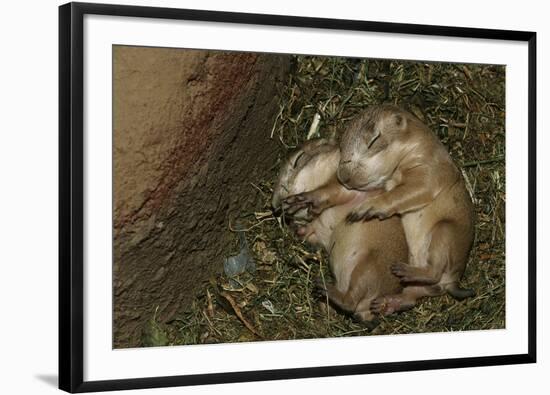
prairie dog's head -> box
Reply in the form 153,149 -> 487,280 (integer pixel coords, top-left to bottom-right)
272,138 -> 340,214
337,105 -> 412,190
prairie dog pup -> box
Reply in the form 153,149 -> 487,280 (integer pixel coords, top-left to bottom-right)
272,139 -> 408,321
338,105 -> 475,315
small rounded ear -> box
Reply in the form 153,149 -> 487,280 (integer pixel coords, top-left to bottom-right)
394,113 -> 407,130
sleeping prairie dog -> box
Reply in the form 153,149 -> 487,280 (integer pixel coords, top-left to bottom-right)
272,139 -> 408,321
337,105 -> 475,315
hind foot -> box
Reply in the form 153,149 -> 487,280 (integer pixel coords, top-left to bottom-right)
370,295 -> 402,316
370,294 -> 416,316
313,277 -> 328,298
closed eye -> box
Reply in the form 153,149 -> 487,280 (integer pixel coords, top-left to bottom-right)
366,132 -> 381,149
293,151 -> 305,168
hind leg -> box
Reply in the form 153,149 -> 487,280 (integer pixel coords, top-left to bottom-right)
354,297 -> 379,322
391,220 -> 457,286
315,257 -> 371,316
316,281 -> 359,313
390,262 -> 440,285
318,283 -> 378,323
370,285 -> 443,316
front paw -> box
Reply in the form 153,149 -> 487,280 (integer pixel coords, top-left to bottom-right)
390,262 -> 415,283
284,192 -> 324,217
346,207 -> 376,223
370,296 -> 400,316
346,205 -> 390,223
346,210 -> 367,223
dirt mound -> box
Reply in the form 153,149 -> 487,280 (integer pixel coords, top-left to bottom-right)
113,46 -> 290,348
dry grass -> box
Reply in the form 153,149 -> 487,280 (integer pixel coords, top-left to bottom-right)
147,55 -> 506,346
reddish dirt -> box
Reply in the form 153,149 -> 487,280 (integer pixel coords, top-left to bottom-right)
113,46 -> 290,348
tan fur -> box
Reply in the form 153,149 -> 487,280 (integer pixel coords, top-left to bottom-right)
338,105 -> 475,314
272,139 -> 408,321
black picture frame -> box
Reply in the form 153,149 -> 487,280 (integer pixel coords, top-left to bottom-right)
59,2 -> 537,393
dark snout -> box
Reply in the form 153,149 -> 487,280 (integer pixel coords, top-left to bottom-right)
271,194 -> 283,216
272,204 -> 282,217
271,197 -> 296,227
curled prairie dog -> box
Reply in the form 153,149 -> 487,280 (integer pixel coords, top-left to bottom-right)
272,139 -> 408,321
338,105 -> 475,315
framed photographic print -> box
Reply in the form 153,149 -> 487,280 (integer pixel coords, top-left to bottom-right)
59,1 -> 537,392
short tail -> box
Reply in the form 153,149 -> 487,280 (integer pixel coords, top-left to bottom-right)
445,282 -> 475,300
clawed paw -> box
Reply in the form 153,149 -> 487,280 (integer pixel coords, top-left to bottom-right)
283,192 -> 322,217
282,197 -> 309,216
346,210 -> 369,223
370,296 -> 399,316
284,193 -> 310,205
373,210 -> 391,220
313,277 -> 328,297
390,262 -> 414,283
346,206 -> 390,223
